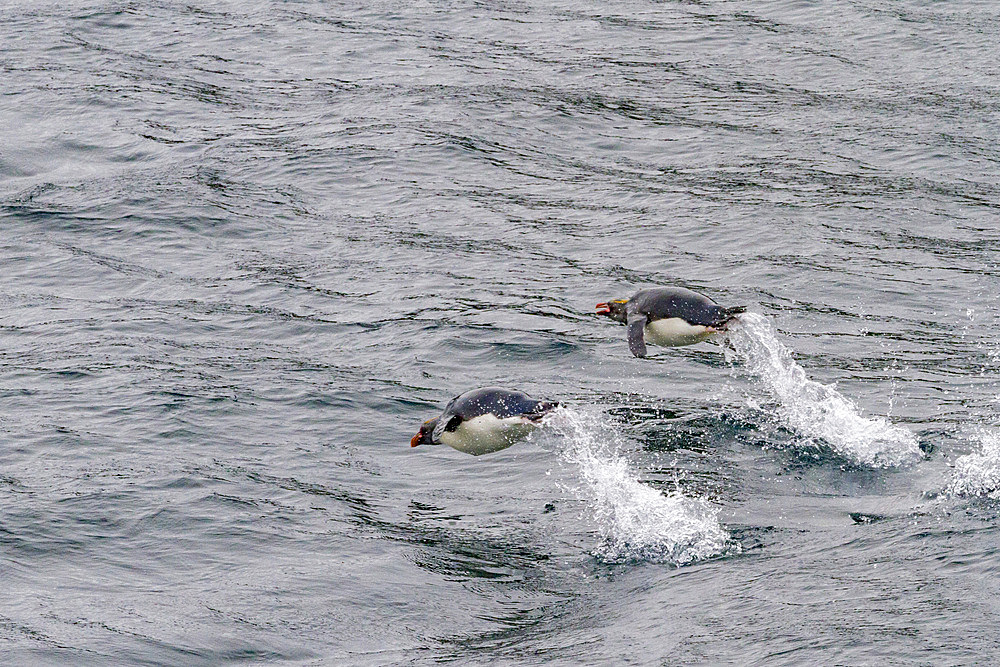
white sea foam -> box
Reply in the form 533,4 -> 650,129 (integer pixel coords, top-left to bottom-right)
724,312 -> 921,468
545,407 -> 734,566
946,431 -> 1000,500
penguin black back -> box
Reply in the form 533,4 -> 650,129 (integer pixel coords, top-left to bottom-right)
443,387 -> 557,422
628,287 -> 744,327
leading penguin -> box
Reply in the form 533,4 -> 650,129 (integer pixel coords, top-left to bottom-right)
596,287 -> 745,358
410,387 -> 560,456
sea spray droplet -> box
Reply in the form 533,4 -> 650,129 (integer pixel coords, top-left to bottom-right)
724,313 -> 920,468
544,407 -> 735,566
947,431 -> 1000,499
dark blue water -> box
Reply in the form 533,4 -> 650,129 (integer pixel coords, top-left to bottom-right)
4,1 -> 1000,664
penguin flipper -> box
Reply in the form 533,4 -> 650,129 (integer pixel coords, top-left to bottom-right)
432,414 -> 463,441
627,314 -> 647,357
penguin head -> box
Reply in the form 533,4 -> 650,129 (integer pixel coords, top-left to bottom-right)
410,417 -> 440,448
595,299 -> 628,324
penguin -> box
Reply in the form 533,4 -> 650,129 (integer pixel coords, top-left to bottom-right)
410,387 -> 560,456
596,287 -> 745,358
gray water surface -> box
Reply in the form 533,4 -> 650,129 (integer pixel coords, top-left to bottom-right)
3,0 -> 1000,664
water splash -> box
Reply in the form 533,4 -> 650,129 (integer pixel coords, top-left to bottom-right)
724,312 -> 921,468
544,407 -> 735,566
946,430 -> 1000,499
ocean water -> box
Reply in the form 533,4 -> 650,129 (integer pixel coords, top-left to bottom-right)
3,0 -> 1000,664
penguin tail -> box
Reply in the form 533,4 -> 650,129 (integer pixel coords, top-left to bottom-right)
712,306 -> 747,329
724,306 -> 747,319
522,401 -> 560,423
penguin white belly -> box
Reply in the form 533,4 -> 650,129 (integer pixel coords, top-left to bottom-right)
438,414 -> 537,456
644,317 -> 713,347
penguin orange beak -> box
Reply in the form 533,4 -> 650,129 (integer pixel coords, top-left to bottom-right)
410,433 -> 421,447
596,302 -> 611,315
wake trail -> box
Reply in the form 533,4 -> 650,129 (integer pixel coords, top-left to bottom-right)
545,407 -> 735,566
946,430 -> 1000,500
724,312 -> 921,468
